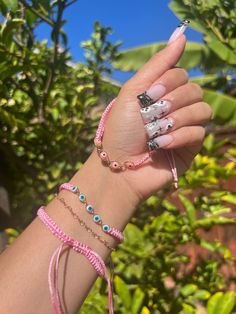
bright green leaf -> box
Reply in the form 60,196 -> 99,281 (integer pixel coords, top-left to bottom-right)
114,276 -> 132,309
180,284 -> 198,297
131,288 -> 145,314
207,292 -> 224,314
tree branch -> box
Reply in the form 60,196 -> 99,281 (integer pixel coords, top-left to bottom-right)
19,0 -> 54,26
39,0 -> 66,122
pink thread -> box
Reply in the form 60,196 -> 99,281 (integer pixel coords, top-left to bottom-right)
59,183 -> 124,242
95,98 -> 178,187
37,206 -> 114,314
165,150 -> 178,189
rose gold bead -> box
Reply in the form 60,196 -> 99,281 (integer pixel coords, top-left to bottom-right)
94,138 -> 102,148
124,161 -> 135,170
110,161 -> 122,170
99,151 -> 109,162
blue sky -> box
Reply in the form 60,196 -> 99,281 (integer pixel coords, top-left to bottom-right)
37,0 -> 202,82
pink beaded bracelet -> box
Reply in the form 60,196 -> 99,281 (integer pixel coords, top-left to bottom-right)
37,206 -> 114,314
94,98 -> 179,188
59,183 -> 124,243
94,98 -> 151,171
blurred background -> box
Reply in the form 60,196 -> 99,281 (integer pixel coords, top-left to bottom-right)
0,1 -> 236,313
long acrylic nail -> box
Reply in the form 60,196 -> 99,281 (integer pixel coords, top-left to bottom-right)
168,20 -> 190,44
137,84 -> 166,108
140,99 -> 171,123
145,117 -> 174,139
147,134 -> 173,150
146,84 -> 166,101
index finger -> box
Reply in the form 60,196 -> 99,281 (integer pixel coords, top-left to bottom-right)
125,35 -> 186,90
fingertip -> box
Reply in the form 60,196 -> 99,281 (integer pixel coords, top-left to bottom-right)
167,34 -> 186,49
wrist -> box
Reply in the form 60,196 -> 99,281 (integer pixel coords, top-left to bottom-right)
68,149 -> 140,230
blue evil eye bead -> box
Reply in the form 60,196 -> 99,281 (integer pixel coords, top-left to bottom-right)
86,205 -> 94,213
79,194 -> 86,202
93,215 -> 101,223
102,224 -> 110,232
71,186 -> 78,193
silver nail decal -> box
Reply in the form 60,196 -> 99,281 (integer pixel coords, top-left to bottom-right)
140,100 -> 171,124
145,117 -> 174,139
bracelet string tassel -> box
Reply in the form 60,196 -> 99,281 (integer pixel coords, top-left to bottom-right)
37,206 -> 114,314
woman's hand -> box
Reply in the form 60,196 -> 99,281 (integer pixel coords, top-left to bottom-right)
96,35 -> 212,202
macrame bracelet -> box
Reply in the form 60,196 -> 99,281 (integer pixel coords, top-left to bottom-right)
37,206 -> 114,314
59,183 -> 124,243
56,196 -> 116,251
94,98 -> 151,171
94,98 -> 178,188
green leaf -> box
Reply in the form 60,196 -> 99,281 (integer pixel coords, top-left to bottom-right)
124,224 -> 143,246
191,75 -> 217,85
131,288 -> 145,314
2,0 -> 18,12
114,276 -> 132,309
218,291 -> 236,314
1,19 -> 25,44
180,284 -> 198,297
140,307 -> 150,314
179,194 -> 196,226
5,228 -> 19,237
168,1 -> 207,34
203,88 -> 236,126
113,41 -> 208,72
206,33 -> 236,65
207,292 -> 223,314
221,194 -> 236,205
193,289 -> 211,300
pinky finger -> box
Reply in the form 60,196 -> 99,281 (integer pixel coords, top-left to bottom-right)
148,125 -> 206,150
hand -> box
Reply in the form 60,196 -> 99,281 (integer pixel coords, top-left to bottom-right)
96,35 -> 212,202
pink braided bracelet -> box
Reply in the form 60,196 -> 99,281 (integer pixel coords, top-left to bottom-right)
94,98 -> 178,188
59,183 -> 124,242
37,206 -> 114,314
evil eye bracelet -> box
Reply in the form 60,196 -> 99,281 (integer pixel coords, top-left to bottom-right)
59,183 -> 124,243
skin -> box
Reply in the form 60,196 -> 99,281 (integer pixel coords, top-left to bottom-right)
0,35 -> 212,314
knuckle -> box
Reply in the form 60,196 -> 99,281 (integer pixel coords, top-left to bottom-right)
190,82 -> 203,99
187,126 -> 205,145
202,102 -> 213,120
178,68 -> 189,81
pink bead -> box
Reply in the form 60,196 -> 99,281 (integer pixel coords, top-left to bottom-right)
124,161 -> 135,170
99,151 -> 109,162
94,138 -> 102,148
110,161 -> 121,170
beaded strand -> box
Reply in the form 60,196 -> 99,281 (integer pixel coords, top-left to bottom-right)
56,196 -> 116,251
59,183 -> 124,243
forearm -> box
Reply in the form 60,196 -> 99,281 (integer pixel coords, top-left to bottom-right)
0,150 -> 138,314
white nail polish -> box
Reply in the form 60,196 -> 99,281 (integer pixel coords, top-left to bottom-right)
168,20 -> 190,44
145,118 -> 174,139
140,100 -> 171,124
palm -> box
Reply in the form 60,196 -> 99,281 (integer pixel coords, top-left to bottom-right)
102,97 -> 201,201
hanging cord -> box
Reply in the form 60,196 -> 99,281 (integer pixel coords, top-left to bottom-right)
37,206 -> 114,314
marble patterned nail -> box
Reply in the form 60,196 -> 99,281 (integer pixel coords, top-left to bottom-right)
140,100 -> 171,124
145,117 -> 174,139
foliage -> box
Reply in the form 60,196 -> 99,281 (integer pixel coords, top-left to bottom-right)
0,1 -> 236,314
80,135 -> 236,314
0,0 -> 119,223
